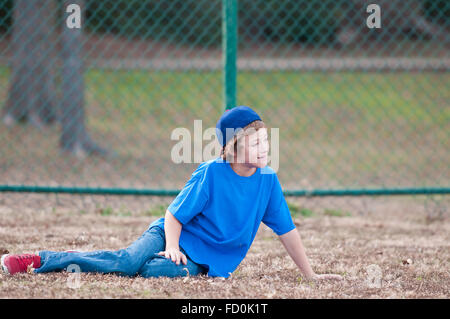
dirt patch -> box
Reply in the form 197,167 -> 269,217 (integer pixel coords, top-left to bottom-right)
0,193 -> 448,298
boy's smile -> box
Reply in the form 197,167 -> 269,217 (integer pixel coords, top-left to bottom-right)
230,128 -> 269,177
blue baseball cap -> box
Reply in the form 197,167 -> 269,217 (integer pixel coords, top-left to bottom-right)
216,106 -> 262,147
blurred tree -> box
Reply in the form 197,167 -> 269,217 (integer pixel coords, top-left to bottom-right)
2,0 -> 107,158
2,0 -> 57,127
60,0 -> 108,158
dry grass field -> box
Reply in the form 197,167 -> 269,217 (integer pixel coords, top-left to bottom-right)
0,193 -> 448,299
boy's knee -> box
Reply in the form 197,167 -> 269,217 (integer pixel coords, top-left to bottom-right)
114,249 -> 142,276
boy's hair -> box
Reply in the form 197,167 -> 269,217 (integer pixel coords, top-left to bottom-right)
220,120 -> 266,161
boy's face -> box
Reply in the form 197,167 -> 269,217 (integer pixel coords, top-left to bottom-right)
236,128 -> 269,168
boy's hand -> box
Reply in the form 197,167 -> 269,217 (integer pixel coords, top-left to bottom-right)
158,248 -> 187,265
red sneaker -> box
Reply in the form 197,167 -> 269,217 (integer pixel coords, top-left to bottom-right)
1,254 -> 41,275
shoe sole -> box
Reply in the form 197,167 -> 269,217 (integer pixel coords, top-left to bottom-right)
1,254 -> 10,275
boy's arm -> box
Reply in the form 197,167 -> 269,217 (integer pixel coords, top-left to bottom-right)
279,228 -> 343,281
157,209 -> 187,265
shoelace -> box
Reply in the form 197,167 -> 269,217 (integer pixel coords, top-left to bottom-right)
16,255 -> 37,270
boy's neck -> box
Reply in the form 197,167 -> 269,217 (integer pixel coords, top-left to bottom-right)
229,162 -> 257,177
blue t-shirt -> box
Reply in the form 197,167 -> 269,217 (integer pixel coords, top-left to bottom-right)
150,157 -> 296,278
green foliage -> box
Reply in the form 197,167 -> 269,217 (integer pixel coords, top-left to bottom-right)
424,0 -> 450,24
1,0 -> 449,45
323,209 -> 351,217
84,0 -> 221,45
0,0 -> 12,33
144,204 -> 167,217
239,0 -> 341,44
95,206 -> 132,216
287,201 -> 315,217
1,0 -> 449,44
98,206 -> 114,216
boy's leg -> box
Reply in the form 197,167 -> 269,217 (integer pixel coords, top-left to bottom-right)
35,226 -> 166,277
138,248 -> 207,278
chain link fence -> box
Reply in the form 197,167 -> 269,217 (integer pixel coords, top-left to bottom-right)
0,1 -> 448,209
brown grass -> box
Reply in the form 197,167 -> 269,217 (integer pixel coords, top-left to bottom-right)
0,193 -> 449,299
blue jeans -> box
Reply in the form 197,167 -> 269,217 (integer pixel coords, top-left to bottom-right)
34,225 -> 207,278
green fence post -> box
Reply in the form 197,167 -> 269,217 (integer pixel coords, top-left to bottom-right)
222,0 -> 237,112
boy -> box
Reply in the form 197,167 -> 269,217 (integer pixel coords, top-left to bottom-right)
2,106 -> 342,281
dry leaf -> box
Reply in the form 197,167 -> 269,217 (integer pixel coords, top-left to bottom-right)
402,259 -> 413,265
27,263 -> 35,274
182,267 -> 190,283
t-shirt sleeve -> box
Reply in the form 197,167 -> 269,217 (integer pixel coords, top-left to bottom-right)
262,174 -> 296,236
167,165 -> 209,225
